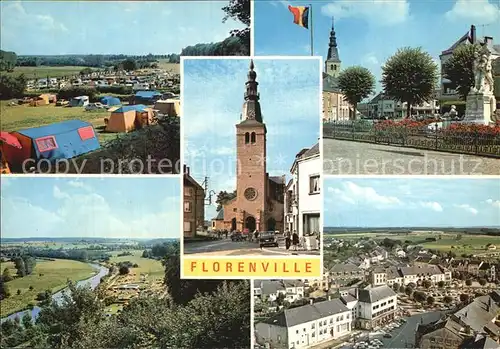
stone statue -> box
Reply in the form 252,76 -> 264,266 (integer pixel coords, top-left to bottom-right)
472,45 -> 494,94
449,105 -> 458,119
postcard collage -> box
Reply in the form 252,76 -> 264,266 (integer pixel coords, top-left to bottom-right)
1,0 -> 499,348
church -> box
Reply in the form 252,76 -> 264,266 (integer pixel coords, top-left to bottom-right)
212,60 -> 285,233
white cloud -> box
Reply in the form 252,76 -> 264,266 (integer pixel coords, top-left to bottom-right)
486,199 -> 500,208
1,2 -> 68,35
420,201 -> 443,212
454,204 -> 478,215
321,0 -> 410,26
327,182 -> 401,207
445,0 -> 500,23
362,52 -> 379,66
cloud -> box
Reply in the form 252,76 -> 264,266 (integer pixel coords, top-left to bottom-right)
454,204 -> 478,215
420,201 -> 443,212
321,0 -> 410,26
362,52 -> 379,66
35,14 -> 68,32
486,199 -> 500,208
327,182 -> 401,207
445,0 -> 500,23
1,3 -> 68,34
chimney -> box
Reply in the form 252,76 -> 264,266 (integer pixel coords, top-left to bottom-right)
310,299 -> 314,305
470,25 -> 476,44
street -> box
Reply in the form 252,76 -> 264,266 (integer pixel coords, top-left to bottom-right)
183,236 -> 320,256
323,139 -> 500,175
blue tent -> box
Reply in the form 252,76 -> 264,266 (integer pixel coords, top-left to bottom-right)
134,90 -> 162,104
14,120 -> 100,162
101,96 -> 121,107
111,104 -> 148,113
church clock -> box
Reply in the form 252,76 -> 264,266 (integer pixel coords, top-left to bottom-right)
244,187 -> 257,201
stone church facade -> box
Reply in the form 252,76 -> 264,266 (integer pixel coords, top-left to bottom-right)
215,60 -> 285,233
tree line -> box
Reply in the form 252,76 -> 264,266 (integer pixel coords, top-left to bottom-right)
0,242 -> 251,349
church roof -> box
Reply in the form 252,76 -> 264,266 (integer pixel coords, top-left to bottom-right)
323,73 -> 340,93
214,208 -> 224,220
326,18 -> 341,63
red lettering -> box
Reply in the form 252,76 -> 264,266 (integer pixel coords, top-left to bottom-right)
238,262 -> 244,273
283,262 -> 289,273
190,261 -> 197,272
249,262 -> 256,273
305,262 -> 312,273
294,262 -> 300,273
262,263 -> 269,272
226,262 -> 233,272
202,262 -> 208,272
213,262 -> 220,272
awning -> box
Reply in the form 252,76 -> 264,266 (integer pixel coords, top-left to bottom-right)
0,132 -> 22,149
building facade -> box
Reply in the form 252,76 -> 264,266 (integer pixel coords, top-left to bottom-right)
357,286 -> 398,330
322,19 -> 351,121
284,144 -> 321,238
183,165 -> 205,238
220,60 -> 285,233
367,92 -> 439,119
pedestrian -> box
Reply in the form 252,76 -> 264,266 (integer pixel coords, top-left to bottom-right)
225,230 -> 228,239
254,230 -> 259,242
285,230 -> 291,250
292,231 -> 299,251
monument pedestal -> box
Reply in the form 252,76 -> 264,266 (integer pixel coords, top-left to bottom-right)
463,92 -> 495,125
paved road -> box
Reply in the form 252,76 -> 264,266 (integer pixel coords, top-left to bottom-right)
323,139 -> 500,175
183,237 -> 320,256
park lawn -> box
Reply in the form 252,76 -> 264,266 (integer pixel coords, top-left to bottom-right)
0,259 -> 96,317
0,102 -> 120,144
156,61 -> 180,73
3,66 -> 99,79
110,250 -> 164,282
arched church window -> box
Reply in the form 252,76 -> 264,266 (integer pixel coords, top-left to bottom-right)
251,132 -> 256,144
330,64 -> 334,70
334,65 -> 337,71
245,132 -> 250,144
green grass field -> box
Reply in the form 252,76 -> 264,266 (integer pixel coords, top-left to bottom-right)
0,259 -> 96,317
2,66 -> 99,79
109,250 -> 164,282
0,101 -> 121,144
156,61 -> 180,73
325,232 -> 500,254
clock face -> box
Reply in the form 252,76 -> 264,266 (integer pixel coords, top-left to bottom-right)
244,187 -> 257,201
247,109 -> 255,119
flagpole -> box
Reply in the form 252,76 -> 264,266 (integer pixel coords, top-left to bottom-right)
310,4 -> 314,56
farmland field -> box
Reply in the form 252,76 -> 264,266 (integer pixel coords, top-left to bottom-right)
0,102 -> 122,144
156,61 -> 180,73
2,66 -> 99,79
325,232 -> 500,254
0,259 -> 96,317
109,250 -> 164,282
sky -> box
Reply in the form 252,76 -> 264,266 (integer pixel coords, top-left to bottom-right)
183,58 -> 321,220
1,177 -> 180,239
255,0 -> 500,93
324,178 -> 500,228
0,1 -> 243,55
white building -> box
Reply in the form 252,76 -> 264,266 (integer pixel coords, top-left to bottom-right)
284,143 -> 320,238
370,264 -> 452,287
255,298 -> 352,349
368,92 -> 439,119
254,280 -> 305,304
357,285 -> 398,330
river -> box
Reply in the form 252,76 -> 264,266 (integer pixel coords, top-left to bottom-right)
1,263 -> 109,323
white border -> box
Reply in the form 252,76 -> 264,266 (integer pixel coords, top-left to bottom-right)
250,0 -> 255,56
180,56 -> 324,280
250,280 -> 255,349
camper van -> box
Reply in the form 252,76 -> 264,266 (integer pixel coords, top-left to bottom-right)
133,83 -> 150,91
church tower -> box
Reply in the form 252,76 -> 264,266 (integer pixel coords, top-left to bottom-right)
235,60 -> 267,232
325,17 -> 341,77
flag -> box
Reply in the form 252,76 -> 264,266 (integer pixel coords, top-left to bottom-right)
288,5 -> 309,29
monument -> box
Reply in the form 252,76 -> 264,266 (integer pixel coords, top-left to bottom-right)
463,44 -> 497,124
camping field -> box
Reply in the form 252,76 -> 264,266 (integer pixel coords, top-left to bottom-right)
0,101 -> 121,144
109,250 -> 164,282
0,259 -> 96,317
325,232 -> 500,255
3,66 -> 99,79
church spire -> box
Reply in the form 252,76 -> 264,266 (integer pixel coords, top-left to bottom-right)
242,59 -> 262,122
327,17 -> 340,63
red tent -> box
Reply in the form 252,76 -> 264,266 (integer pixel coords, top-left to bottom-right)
0,132 -> 22,149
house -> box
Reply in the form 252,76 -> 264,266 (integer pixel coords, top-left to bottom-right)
329,263 -> 365,286
255,298 -> 352,349
356,285 -> 398,330
367,92 -> 439,119
254,280 -> 305,303
183,165 -> 205,238
396,249 -> 406,258
284,143 -> 320,240
467,261 -> 483,276
479,263 -> 496,282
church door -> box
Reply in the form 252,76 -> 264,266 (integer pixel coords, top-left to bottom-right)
231,218 -> 237,231
245,216 -> 256,232
267,217 -> 276,231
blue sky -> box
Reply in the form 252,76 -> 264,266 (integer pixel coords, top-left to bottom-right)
324,178 -> 500,227
255,0 -> 500,93
1,177 -> 180,239
0,1 -> 242,55
183,58 -> 320,220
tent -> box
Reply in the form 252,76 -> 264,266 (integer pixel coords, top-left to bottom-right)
0,132 -> 22,174
153,99 -> 180,117
2,120 -> 100,170
69,96 -> 89,107
101,96 -> 121,107
29,94 -> 55,107
104,104 -> 153,133
134,90 -> 162,105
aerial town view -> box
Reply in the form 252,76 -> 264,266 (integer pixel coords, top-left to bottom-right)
0,177 -> 250,348
182,58 -> 321,257
253,178 -> 500,349
0,0 -> 249,174
254,0 -> 500,175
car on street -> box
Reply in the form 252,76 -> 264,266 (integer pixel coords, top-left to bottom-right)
383,333 -> 392,338
230,231 -> 246,242
259,231 -> 278,248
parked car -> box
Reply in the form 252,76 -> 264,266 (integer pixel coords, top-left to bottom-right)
383,333 -> 392,338
85,102 -> 106,111
231,232 -> 246,242
259,231 -> 278,248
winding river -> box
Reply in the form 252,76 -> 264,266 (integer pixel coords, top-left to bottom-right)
1,263 -> 109,323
